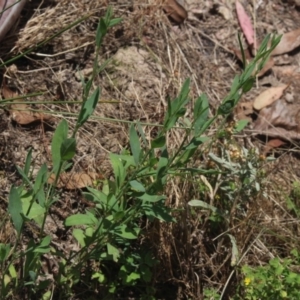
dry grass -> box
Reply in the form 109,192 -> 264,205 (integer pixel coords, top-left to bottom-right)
1,0 -> 300,298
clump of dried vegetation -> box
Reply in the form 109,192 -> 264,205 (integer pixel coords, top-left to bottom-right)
1,1 -> 300,299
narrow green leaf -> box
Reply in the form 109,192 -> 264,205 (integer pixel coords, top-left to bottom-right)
108,18 -> 122,28
16,166 -> 32,186
130,125 -> 141,165
77,87 -> 100,128
52,119 -> 68,167
104,6 -> 113,23
137,122 -> 148,147
194,94 -> 209,136
151,135 -> 166,149
33,164 -> 48,207
110,153 -> 126,189
96,18 -> 107,48
8,186 -> 23,235
242,63 -> 256,82
176,148 -> 197,166
60,138 -> 76,161
137,193 -> 166,202
39,235 -> 51,248
164,79 -> 190,130
242,77 -> 254,93
156,154 -> 168,180
0,244 -> 11,262
188,199 -> 218,212
228,234 -> 239,267
65,213 -> 97,226
73,229 -> 86,247
184,136 -> 209,150
178,78 -> 190,105
187,200 -> 225,217
234,119 -> 249,133
129,180 -> 145,192
230,75 -> 241,94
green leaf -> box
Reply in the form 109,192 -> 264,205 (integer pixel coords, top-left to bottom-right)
42,291 -> 52,300
130,125 -> 141,165
108,18 -> 122,28
52,119 -> 68,168
137,193 -> 166,202
137,122 -> 148,147
96,18 -> 107,48
156,149 -> 168,178
39,235 -> 51,248
107,243 -> 120,262
194,94 -> 209,136
242,64 -> 256,82
33,164 -> 48,207
110,153 -> 126,190
84,187 -> 119,211
234,119 -> 249,133
151,135 -> 166,149
143,203 -> 174,222
115,225 -> 139,239
60,138 -> 76,161
0,244 -> 11,262
16,166 -> 32,186
185,136 -> 209,150
227,234 -> 239,266
73,229 -> 86,247
141,266 -> 152,282
33,236 -> 51,253
188,199 -> 218,212
77,87 -> 100,128
8,264 -> 17,279
92,272 -> 106,283
164,79 -> 190,130
230,75 -> 241,94
242,77 -> 254,93
104,6 -> 113,23
125,272 -> 140,284
130,180 -> 145,192
21,195 -> 45,227
8,186 -> 23,235
217,99 -> 235,115
65,213 -> 97,226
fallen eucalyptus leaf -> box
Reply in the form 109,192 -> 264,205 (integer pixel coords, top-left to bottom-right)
253,84 -> 289,111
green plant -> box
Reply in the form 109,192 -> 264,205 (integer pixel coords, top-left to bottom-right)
204,287 -> 221,300
241,250 -> 300,299
188,34 -> 281,221
2,16 -> 281,299
1,7 -> 122,299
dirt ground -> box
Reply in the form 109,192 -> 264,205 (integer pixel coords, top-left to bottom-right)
2,0 -> 300,299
